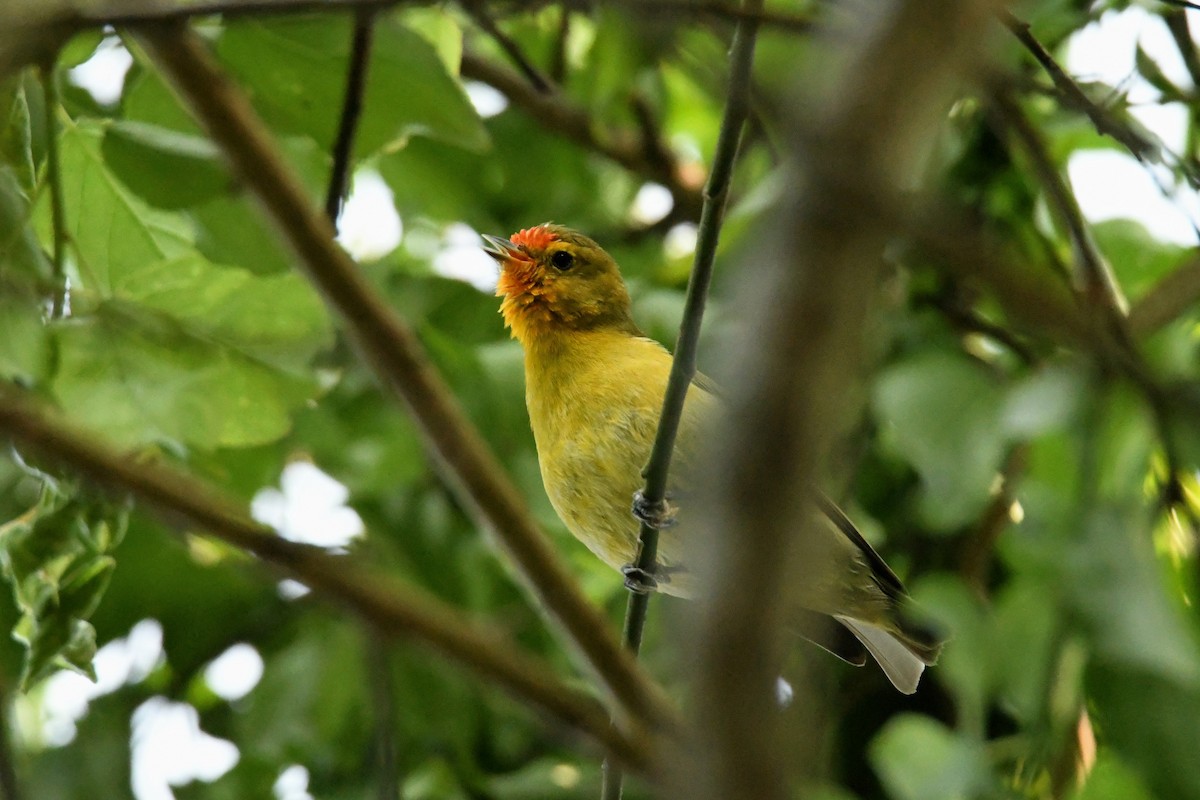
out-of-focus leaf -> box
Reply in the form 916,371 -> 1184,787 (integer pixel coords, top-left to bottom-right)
873,352 -> 1007,530
1089,662 -> 1200,800
869,715 -> 994,800
0,480 -> 127,689
236,617 -> 371,770
1002,362 -> 1085,438
403,758 -> 472,800
1093,218 -> 1188,303
101,121 -> 227,210
217,14 -> 488,156
1072,752 -> 1155,800
1065,505 -> 1200,685
485,757 -> 601,799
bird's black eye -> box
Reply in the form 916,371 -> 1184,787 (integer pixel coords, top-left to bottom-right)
550,250 -> 575,271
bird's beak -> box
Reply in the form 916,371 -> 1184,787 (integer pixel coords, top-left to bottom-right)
482,234 -> 523,263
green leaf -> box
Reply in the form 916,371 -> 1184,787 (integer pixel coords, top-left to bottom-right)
0,480 -> 128,689
0,164 -> 51,282
872,353 -> 1007,530
1072,752 -> 1155,800
43,119 -> 332,449
1066,505 -> 1200,685
1089,663 -> 1200,800
869,715 -> 994,800
217,14 -> 489,156
1093,218 -> 1189,303
49,118 -> 193,292
1,79 -> 35,192
53,305 -> 319,449
101,121 -> 227,210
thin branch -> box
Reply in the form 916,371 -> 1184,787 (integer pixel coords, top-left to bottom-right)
549,6 -> 570,84
39,62 -> 68,319
325,8 -> 376,224
999,11 -> 1161,164
600,4 -> 761,799
682,2 -> 997,797
134,21 -> 676,734
1164,10 -> 1200,92
566,0 -> 815,33
0,384 -> 652,772
1128,257 -> 1200,336
959,445 -> 1028,601
917,286 -> 1037,365
33,0 -> 814,33
987,88 -> 1126,314
465,1 -> 553,93
459,49 -> 705,220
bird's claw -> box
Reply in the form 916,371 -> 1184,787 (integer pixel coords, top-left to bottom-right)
632,490 -> 677,530
621,564 -> 659,594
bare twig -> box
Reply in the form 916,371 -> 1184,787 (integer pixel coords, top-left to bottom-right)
960,445 -> 1028,600
325,8 -> 376,224
600,4 -> 761,798
682,2 -> 996,798
465,1 -> 553,93
549,6 -> 570,83
135,22 -> 675,734
0,384 -> 652,771
987,88 -> 1126,313
999,11 -> 1161,164
39,0 -> 814,32
459,50 -> 705,220
39,61 -> 68,319
1164,10 -> 1200,92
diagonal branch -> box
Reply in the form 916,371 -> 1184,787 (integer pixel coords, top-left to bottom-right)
133,21 -> 676,735
999,11 -> 1162,165
987,87 -> 1126,313
0,384 -> 652,771
464,1 -> 553,93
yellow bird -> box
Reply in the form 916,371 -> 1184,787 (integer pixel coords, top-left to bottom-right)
485,223 -> 940,693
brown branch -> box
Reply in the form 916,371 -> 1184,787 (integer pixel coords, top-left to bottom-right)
1128,257 -> 1200,336
682,2 -> 997,798
133,21 -> 675,735
459,49 -> 705,220
0,384 -> 652,771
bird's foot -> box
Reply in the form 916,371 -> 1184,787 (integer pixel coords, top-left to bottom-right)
632,490 -> 677,530
621,563 -> 659,594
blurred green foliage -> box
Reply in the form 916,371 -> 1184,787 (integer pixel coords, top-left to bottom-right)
0,2 -> 1200,799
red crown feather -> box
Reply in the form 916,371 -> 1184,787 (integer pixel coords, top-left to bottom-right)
510,225 -> 559,251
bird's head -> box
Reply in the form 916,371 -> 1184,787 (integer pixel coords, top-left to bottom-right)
485,223 -> 636,344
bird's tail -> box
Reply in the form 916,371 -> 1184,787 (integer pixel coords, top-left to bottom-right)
833,614 -> 941,695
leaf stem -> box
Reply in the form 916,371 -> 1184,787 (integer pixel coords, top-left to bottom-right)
325,8 -> 376,225
600,3 -> 762,798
